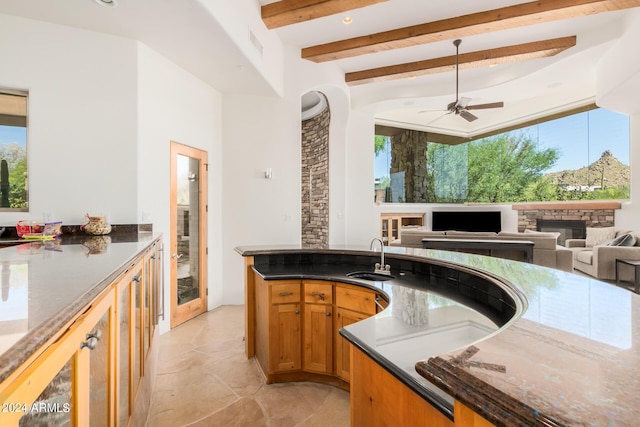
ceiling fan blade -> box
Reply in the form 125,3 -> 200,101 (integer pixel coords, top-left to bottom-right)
459,110 -> 478,122
456,97 -> 472,109
467,101 -> 504,110
418,108 -> 446,114
426,111 -> 451,125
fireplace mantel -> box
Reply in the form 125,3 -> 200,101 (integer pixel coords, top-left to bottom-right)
513,201 -> 622,232
512,201 -> 622,211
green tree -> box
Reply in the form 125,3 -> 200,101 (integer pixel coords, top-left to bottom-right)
9,159 -> 27,208
466,133 -> 558,202
426,133 -> 559,203
374,135 -> 387,156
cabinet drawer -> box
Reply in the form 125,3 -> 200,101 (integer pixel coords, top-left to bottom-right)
303,281 -> 333,304
336,285 -> 376,315
271,282 -> 301,304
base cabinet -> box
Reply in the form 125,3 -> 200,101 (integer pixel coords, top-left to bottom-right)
334,308 -> 367,382
0,288 -> 115,426
351,346 -> 495,427
252,274 -> 386,387
0,240 -> 162,427
270,302 -> 302,373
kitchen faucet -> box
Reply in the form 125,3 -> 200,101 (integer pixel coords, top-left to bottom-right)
370,237 -> 391,275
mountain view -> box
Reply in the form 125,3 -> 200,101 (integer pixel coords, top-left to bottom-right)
545,150 -> 630,190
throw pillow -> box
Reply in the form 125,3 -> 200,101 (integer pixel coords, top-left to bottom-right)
585,227 -> 616,247
607,233 -> 637,247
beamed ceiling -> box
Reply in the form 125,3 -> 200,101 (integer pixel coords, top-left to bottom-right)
261,0 -> 640,138
0,1 -> 638,138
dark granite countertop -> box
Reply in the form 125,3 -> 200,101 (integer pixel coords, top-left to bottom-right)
0,233 -> 161,384
237,245 -> 640,426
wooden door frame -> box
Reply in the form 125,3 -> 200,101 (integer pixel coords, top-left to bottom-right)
169,141 -> 208,328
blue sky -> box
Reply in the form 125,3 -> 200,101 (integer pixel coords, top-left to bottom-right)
375,108 -> 630,178
0,125 -> 27,147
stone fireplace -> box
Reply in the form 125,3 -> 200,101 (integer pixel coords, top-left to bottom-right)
536,219 -> 586,246
513,201 -> 622,245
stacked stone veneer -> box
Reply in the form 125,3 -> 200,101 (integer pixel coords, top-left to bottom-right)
518,208 -> 616,231
390,129 -> 428,202
301,94 -> 329,246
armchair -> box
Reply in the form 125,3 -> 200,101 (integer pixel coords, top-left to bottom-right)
566,229 -> 640,281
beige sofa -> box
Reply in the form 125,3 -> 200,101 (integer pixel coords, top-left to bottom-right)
566,228 -> 640,281
396,228 -> 574,272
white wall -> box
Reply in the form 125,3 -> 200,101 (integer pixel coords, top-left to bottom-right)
220,45 -> 350,304
0,14 -> 138,225
615,113 -> 640,230
221,92 -> 300,304
137,44 -> 223,333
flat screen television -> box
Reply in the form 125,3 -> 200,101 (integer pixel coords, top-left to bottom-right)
432,211 -> 501,233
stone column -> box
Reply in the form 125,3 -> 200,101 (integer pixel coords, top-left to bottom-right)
301,94 -> 330,246
390,129 -> 428,203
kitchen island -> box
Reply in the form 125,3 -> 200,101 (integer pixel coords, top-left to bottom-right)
0,234 -> 162,426
237,245 -> 640,426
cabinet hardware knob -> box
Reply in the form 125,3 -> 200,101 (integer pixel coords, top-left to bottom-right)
86,329 -> 102,341
133,274 -> 141,283
295,309 -> 300,314
80,337 -> 99,350
326,312 -> 331,317
311,291 -> 325,301
279,292 -> 293,297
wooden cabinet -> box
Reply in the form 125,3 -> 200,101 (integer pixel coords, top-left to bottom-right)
254,278 -> 302,375
251,274 -> 386,387
335,307 -> 367,382
303,281 -> 333,374
0,287 -> 115,426
270,302 -> 302,373
334,283 -> 388,382
0,239 -> 162,427
351,345 -> 455,427
380,213 -> 424,246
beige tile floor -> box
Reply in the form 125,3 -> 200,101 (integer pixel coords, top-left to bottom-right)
146,305 -> 350,427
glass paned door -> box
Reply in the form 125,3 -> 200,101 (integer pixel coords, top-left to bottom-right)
170,142 -> 208,328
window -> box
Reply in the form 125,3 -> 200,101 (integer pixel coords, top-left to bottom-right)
0,89 -> 28,211
374,106 -> 630,204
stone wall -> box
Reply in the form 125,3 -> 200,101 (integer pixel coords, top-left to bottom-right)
515,203 -> 619,231
390,129 -> 428,202
301,94 -> 329,246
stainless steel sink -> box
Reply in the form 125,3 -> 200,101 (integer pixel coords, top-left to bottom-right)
346,271 -> 395,281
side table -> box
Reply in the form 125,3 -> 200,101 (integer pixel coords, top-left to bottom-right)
615,259 -> 640,293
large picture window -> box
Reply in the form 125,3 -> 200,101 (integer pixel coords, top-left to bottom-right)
374,106 -> 629,204
0,89 -> 28,211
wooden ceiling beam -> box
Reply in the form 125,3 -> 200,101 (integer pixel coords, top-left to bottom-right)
261,0 -> 389,29
346,36 -> 577,86
302,0 -> 640,62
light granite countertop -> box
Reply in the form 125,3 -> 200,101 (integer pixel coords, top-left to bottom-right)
237,244 -> 640,426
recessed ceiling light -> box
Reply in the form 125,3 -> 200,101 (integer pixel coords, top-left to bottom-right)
342,16 -> 352,24
407,75 -> 416,80
95,0 -> 118,8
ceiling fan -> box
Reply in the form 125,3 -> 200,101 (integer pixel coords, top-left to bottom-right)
422,39 -> 504,123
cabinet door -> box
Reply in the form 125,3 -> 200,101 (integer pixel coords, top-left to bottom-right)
303,304 -> 333,374
269,303 -> 301,373
0,289 -> 115,427
116,261 -> 143,427
335,308 -> 368,382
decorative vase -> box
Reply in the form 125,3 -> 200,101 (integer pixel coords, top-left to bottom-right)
83,216 -> 112,235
